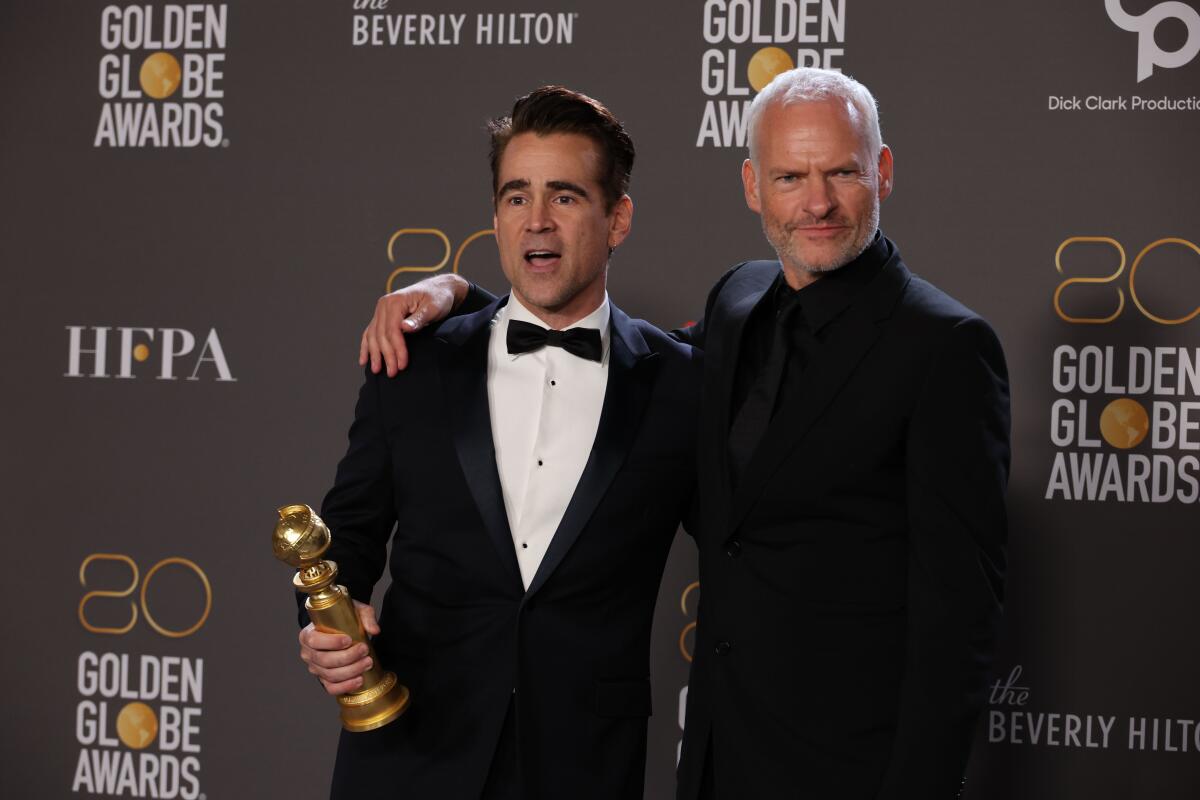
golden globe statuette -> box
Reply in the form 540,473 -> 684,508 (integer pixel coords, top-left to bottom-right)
272,503 -> 410,732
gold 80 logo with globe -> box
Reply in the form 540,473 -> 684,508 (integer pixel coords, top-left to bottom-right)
74,552 -> 208,797
1046,237 -> 1200,505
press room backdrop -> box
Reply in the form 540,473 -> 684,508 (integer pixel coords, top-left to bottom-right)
2,1 -> 1198,798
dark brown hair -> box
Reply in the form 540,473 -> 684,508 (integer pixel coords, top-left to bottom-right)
488,85 -> 635,211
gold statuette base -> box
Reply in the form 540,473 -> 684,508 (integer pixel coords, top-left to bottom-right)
337,671 -> 411,732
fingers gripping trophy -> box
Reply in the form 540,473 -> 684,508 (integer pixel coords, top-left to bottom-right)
272,503 -> 410,731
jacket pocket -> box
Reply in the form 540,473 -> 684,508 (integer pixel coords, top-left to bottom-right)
595,678 -> 652,717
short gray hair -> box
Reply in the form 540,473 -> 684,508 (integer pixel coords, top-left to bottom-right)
746,68 -> 882,164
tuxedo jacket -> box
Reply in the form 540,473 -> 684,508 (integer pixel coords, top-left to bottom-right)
675,241 -> 1011,800
311,296 -> 701,800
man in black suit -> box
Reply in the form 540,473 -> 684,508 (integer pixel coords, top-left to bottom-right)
297,86 -> 701,799
671,69 -> 1010,800
361,68 -> 1010,799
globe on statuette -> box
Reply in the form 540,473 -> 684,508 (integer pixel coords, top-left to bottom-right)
272,503 -> 331,568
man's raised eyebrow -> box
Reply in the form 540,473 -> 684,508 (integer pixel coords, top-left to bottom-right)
547,180 -> 589,198
497,179 -> 530,197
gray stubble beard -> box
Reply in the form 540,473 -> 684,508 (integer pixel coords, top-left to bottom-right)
767,199 -> 881,280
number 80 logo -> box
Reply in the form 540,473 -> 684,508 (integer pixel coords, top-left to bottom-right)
78,554 -> 212,638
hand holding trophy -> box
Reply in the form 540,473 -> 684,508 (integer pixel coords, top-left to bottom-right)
272,503 -> 410,732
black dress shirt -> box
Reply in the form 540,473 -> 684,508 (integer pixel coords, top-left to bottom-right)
727,231 -> 892,482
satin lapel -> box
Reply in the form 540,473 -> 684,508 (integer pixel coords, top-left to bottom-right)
523,307 -> 658,602
435,298 -> 523,587
727,258 -> 911,534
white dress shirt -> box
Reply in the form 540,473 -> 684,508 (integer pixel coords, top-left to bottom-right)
487,293 -> 611,589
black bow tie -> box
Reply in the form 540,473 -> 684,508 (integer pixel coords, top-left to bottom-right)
506,319 -> 603,362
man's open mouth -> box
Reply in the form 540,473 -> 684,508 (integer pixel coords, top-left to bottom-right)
525,250 -> 561,267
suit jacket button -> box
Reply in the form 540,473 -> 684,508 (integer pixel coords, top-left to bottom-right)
725,539 -> 742,558
715,641 -> 732,656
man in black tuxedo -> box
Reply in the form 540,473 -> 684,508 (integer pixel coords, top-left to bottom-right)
361,69 -> 1010,799
297,86 -> 701,799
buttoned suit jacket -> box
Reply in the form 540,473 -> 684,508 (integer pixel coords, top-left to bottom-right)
674,242 -> 1011,800
308,296 -> 701,800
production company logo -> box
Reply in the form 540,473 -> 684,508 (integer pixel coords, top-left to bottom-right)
698,0 -> 848,147
989,666 -> 1200,754
1106,0 -> 1200,82
350,0 -> 577,48
74,554 -> 212,798
1047,1 -> 1200,113
95,4 -> 228,148
1046,236 -> 1200,504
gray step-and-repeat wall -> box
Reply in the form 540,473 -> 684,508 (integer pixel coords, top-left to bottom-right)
3,1 -> 1198,797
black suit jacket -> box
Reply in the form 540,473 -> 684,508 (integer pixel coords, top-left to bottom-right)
675,240 -> 1011,799
311,296 -> 701,800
